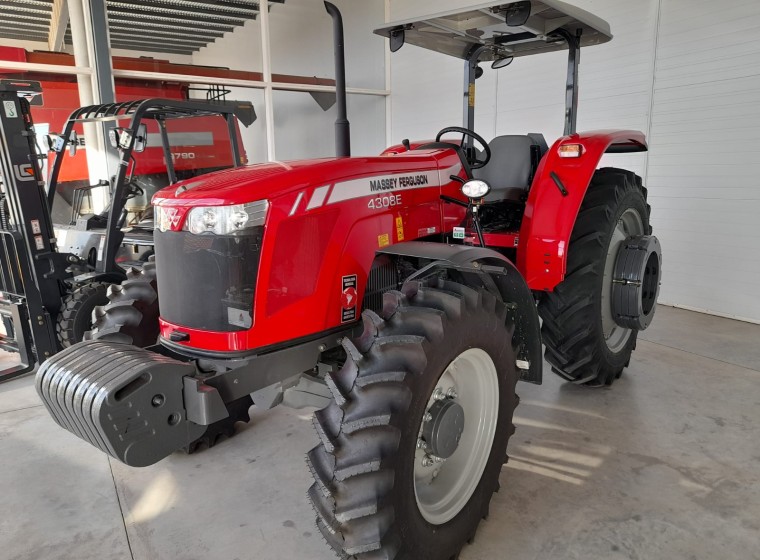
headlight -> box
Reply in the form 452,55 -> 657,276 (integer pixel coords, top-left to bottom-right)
461,179 -> 491,199
181,201 -> 268,235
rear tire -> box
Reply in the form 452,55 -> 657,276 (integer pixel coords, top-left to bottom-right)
308,279 -> 519,559
56,282 -> 109,348
538,168 -> 651,386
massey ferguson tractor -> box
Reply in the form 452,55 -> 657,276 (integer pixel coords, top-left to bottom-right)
35,1 -> 662,559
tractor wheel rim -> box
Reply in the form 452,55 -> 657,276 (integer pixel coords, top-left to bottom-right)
413,348 -> 499,525
602,207 -> 645,352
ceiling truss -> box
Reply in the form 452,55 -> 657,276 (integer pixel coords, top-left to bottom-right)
0,0 -> 286,55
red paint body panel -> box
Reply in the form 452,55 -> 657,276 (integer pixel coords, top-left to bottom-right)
155,150 -> 467,352
516,130 -> 647,291
153,129 -> 646,354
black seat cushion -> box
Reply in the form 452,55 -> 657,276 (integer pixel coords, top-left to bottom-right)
474,134 -> 547,202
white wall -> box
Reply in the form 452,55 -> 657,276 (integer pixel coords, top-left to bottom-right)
193,0 -> 387,162
387,0 -> 760,323
645,0 -> 760,322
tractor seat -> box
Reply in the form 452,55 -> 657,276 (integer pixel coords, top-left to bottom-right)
474,134 -> 548,202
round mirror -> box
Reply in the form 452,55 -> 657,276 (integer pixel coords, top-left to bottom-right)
491,56 -> 514,69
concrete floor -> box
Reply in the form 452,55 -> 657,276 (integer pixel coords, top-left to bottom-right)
1,305 -> 759,560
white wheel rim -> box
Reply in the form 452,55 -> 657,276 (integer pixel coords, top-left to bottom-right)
601,208 -> 644,352
413,348 -> 499,525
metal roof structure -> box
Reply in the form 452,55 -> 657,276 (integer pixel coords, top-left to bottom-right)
0,0 -> 285,55
375,0 -> 612,62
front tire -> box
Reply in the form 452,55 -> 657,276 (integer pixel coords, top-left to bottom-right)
88,258 -> 159,347
308,279 -> 519,559
538,168 -> 651,386
56,282 -> 109,348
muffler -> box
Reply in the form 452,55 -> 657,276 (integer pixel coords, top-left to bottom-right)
35,340 -> 205,467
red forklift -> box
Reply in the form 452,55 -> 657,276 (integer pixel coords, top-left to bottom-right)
36,2 -> 662,559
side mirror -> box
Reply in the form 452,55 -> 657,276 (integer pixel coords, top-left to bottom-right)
390,28 -> 405,52
68,131 -> 78,157
491,56 -> 514,69
505,1 -> 532,27
46,133 -> 64,153
132,123 -> 148,153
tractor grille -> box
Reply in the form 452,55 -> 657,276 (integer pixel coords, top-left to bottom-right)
154,227 -> 263,332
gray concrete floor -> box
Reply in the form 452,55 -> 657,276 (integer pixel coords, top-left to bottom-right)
1,305 -> 759,560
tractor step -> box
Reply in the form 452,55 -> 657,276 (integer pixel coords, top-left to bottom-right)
35,340 -> 205,466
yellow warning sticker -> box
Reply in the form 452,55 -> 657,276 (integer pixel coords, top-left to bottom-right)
395,216 -> 405,241
378,233 -> 390,248
468,83 -> 476,107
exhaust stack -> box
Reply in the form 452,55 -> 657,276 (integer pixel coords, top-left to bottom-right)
324,2 -> 350,157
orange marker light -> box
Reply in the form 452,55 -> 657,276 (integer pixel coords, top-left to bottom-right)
558,144 -> 583,158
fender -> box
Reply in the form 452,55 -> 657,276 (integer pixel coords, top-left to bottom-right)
518,130 -> 648,291
379,241 -> 543,384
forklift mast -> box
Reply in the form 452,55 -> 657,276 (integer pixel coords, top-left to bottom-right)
0,79 -> 70,380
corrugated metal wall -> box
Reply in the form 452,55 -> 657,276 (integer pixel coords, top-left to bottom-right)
388,0 -> 760,323
646,0 -> 760,322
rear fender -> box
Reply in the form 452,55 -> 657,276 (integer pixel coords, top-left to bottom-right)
518,130 -> 647,291
379,242 -> 542,384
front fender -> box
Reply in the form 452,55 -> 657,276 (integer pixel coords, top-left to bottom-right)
379,242 -> 542,384
518,130 -> 647,291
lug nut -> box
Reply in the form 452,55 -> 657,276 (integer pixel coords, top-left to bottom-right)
416,438 -> 426,449
446,387 -> 458,399
423,412 -> 433,422
433,388 -> 445,401
421,456 -> 435,467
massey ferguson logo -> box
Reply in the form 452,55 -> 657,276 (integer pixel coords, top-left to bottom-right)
161,207 -> 181,229
13,164 -> 35,182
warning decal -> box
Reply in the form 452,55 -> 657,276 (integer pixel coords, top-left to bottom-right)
341,274 -> 358,323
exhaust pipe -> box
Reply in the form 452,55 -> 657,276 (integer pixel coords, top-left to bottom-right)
324,1 -> 350,157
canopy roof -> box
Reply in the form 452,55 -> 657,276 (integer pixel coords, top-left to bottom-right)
374,0 -> 612,62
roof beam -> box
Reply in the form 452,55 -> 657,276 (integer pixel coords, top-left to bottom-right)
4,0 -> 53,10
110,41 -> 195,55
108,33 -> 207,48
108,28 -> 214,44
108,21 -> 224,39
107,2 -> 248,25
0,5 -> 52,19
106,9 -> 237,32
0,18 -> 50,31
0,30 -> 49,42
126,0 -> 260,19
49,0 -> 69,51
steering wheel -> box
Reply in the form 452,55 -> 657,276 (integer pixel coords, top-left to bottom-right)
435,126 -> 491,169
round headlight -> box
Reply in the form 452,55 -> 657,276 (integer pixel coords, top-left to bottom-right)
461,179 -> 491,199
202,209 -> 218,229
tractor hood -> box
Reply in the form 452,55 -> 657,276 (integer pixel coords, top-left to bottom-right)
153,152 -> 459,208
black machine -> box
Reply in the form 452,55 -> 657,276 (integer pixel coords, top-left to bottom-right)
0,79 -> 255,381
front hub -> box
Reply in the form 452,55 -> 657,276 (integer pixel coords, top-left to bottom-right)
422,396 -> 466,459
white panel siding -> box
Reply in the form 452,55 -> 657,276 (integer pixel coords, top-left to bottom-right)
648,0 -> 760,322
388,0 -> 760,322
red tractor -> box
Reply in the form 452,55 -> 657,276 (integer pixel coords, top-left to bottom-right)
35,2 -> 662,559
